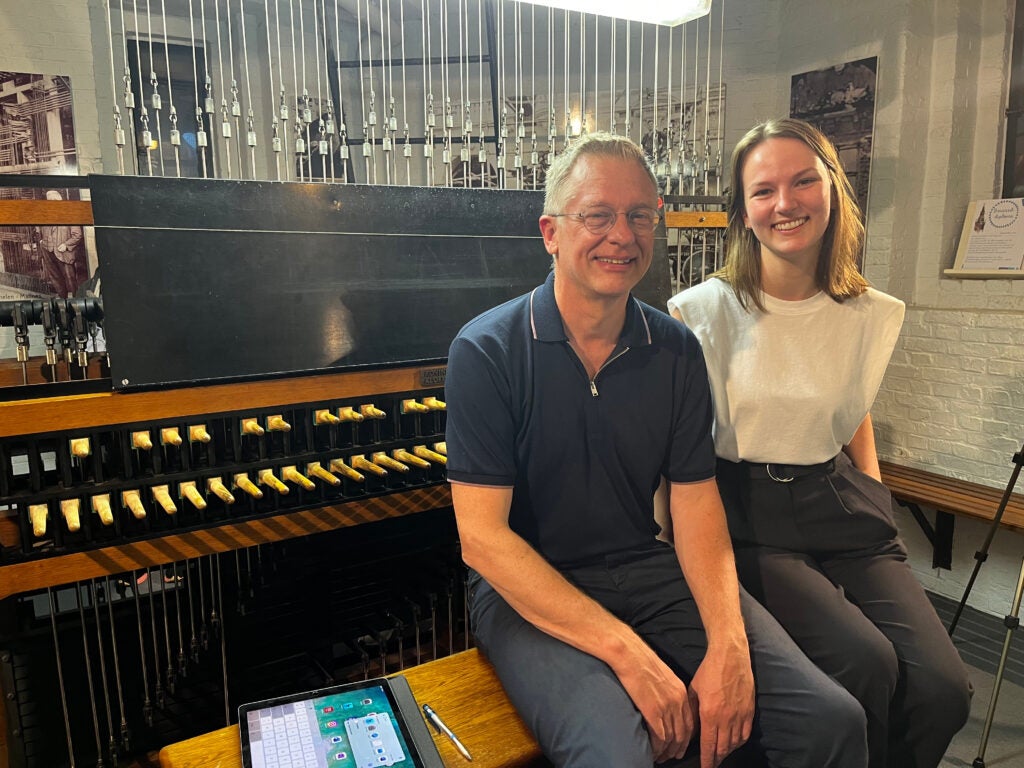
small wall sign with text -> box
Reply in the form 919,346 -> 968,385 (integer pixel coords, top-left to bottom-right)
947,198 -> 1024,278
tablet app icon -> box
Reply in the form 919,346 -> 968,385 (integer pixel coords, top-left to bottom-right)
344,712 -> 406,767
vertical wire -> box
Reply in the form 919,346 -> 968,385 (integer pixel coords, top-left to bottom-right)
578,10 -> 584,137
666,22 -> 673,195
545,4 -> 553,158
118,0 -> 140,175
672,24 -> 682,291
677,18 -> 686,194
144,0 -> 167,176
716,0 -> 726,196
158,0 -> 181,177
222,0 -> 241,177
131,0 -> 154,176
264,0 -> 281,180
637,21 -> 644,148
378,0 -> 391,185
565,8 -> 573,149
701,12 -> 714,275
334,0 -> 350,183
213,0 -> 231,178
609,17 -> 615,134
384,0 -> 396,185
491,0 -> 499,188
476,0 -> 485,186
422,0 -> 432,186
495,0 -> 504,188
593,12 -> 598,138
194,0 -> 212,178
74,584 -> 104,763
277,0 -> 291,181
691,17 -> 699,195
237,0 -> 257,179
225,0 -> 244,176
311,0 -> 326,180
505,1 -> 512,188
103,0 -> 127,174
298,0 -> 314,177
458,0 -> 469,185
532,2 -> 540,188
653,25 -> 660,167
623,20 -> 630,142
704,10 -> 713,195
323,0 -> 336,183
48,589 -> 77,768
356,0 -> 368,183
200,0 -> 218,177
399,0 -> 411,184
288,0 -> 301,180
514,1 -> 523,187
440,0 -> 451,186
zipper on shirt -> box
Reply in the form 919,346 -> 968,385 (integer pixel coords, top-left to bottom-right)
588,347 -> 630,397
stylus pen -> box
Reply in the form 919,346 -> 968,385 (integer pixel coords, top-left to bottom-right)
422,703 -> 473,761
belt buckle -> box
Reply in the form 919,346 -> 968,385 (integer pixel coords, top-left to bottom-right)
765,463 -> 794,483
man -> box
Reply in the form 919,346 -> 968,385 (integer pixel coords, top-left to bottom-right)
35,190 -> 83,297
444,132 -> 868,768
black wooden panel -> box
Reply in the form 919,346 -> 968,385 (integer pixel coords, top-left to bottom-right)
89,176 -> 670,390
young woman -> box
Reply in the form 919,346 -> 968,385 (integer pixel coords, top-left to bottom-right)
668,118 -> 971,768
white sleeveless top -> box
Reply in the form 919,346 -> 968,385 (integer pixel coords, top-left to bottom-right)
668,278 -> 905,465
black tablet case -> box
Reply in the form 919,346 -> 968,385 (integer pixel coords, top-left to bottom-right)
238,674 -> 444,768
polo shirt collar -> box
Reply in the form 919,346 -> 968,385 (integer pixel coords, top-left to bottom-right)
528,271 -> 653,347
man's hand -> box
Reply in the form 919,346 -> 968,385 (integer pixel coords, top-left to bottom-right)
668,479 -> 756,766
57,243 -> 67,252
687,640 -> 755,768
614,650 -> 696,763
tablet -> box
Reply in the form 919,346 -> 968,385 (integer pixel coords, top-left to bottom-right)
238,675 -> 445,768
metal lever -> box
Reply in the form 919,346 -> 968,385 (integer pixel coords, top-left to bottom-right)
69,298 -> 90,372
12,302 -> 29,384
40,299 -> 58,371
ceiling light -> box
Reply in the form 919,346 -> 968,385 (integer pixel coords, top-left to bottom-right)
516,0 -> 712,27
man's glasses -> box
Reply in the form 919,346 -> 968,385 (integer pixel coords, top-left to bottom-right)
549,205 -> 661,235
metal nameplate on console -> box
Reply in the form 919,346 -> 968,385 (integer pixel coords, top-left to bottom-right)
419,367 -> 447,388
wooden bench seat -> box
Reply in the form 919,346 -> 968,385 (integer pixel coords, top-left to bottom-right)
157,646 -> 737,768
879,459 -> 1024,568
158,648 -> 550,768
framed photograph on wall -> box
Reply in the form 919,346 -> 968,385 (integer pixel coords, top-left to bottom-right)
790,57 -> 878,212
0,71 -> 96,302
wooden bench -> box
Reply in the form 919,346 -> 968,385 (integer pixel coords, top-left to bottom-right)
157,647 -> 737,768
158,648 -> 551,768
880,459 -> 1024,569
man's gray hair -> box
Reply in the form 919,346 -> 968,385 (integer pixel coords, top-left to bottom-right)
543,132 -> 659,214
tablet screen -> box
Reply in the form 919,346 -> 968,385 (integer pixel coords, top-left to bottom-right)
240,679 -> 428,768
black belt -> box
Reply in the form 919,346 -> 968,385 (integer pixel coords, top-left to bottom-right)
718,457 -> 836,483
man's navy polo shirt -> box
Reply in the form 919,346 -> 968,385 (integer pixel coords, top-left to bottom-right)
445,271 -> 716,569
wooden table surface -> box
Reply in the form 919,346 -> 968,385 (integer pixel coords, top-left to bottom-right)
158,648 -> 550,768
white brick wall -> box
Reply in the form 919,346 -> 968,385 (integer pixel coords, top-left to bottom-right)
878,306 -> 1024,486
